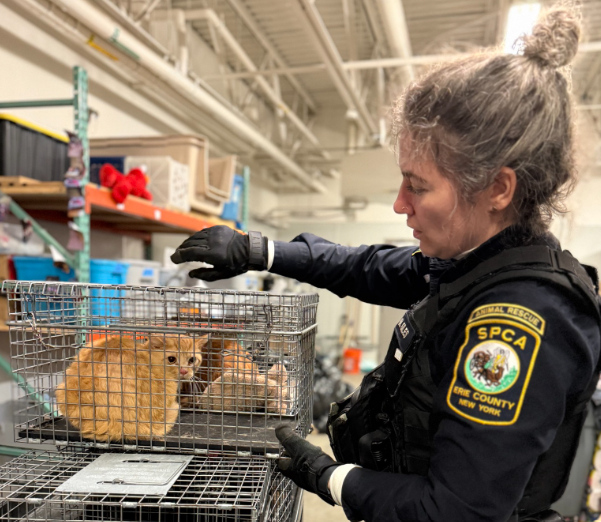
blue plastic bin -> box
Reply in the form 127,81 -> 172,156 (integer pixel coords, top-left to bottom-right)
13,256 -> 77,322
13,256 -> 76,282
220,174 -> 243,221
90,259 -> 130,326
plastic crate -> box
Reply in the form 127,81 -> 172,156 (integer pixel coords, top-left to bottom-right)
12,256 -> 76,282
0,114 -> 69,181
90,135 -> 225,215
124,156 -> 190,212
12,257 -> 77,323
221,174 -> 244,221
207,155 -> 236,201
124,259 -> 161,286
89,259 -> 129,326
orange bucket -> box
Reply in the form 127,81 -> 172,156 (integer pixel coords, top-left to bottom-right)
343,347 -> 362,374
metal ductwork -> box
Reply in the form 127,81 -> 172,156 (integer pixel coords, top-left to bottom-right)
296,0 -> 379,139
18,0 -> 328,194
372,0 -> 415,84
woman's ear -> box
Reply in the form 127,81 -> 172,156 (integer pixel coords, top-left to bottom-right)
489,167 -> 517,212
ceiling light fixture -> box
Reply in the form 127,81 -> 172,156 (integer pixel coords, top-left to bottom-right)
504,2 -> 541,54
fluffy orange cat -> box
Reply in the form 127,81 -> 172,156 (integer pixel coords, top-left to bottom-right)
55,335 -> 202,442
181,337 -> 290,415
179,337 -> 259,408
198,337 -> 258,389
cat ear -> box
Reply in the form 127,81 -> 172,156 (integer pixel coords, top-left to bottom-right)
148,336 -> 165,350
268,363 -> 288,385
195,336 -> 209,351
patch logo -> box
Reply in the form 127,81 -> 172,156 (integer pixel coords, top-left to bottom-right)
465,342 -> 520,394
447,305 -> 542,426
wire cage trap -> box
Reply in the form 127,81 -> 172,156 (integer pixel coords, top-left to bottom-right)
3,281 -> 318,456
0,450 -> 302,522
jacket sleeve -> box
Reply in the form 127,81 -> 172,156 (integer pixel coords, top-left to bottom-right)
338,281 -> 600,522
270,233 -> 429,309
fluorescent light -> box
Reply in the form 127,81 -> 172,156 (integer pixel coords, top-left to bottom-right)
504,2 -> 541,54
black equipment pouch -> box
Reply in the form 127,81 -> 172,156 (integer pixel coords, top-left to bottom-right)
327,364 -> 396,471
327,296 -> 437,471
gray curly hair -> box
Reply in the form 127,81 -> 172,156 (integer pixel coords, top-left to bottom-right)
392,4 -> 581,235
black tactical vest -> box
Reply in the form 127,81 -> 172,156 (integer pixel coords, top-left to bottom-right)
327,245 -> 601,519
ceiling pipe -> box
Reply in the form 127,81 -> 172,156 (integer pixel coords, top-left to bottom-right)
296,0 -> 378,138
94,0 -> 170,57
184,9 -> 329,158
207,39 -> 601,79
41,0 -> 327,193
134,0 -> 162,22
372,0 -> 415,84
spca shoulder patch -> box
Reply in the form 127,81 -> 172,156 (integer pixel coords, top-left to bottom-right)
446,303 -> 545,426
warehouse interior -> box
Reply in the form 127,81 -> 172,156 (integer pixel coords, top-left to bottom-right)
2,0 -> 601,521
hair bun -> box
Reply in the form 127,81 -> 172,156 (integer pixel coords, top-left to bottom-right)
521,5 -> 581,68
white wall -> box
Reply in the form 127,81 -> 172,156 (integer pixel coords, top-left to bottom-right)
277,216 -> 416,355
552,175 -> 601,270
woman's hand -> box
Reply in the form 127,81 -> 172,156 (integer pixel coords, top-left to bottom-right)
275,423 -> 339,505
171,226 -> 268,280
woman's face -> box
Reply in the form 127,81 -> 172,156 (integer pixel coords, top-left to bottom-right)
394,153 -> 500,259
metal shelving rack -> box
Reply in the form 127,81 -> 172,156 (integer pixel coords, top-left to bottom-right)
0,66 -> 89,281
72,66 -> 90,283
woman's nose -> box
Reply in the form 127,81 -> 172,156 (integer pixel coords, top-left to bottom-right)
394,188 -> 411,215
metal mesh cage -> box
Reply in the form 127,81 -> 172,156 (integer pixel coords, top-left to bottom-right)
0,450 -> 301,521
3,281 -> 318,456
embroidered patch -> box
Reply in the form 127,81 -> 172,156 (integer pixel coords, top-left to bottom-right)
467,303 -> 545,335
447,306 -> 542,426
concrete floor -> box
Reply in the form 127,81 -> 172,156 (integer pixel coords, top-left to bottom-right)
302,372 -> 363,522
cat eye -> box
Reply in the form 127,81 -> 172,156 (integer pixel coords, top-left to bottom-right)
188,357 -> 196,365
167,356 -> 177,364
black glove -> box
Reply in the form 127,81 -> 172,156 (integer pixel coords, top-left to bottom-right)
275,423 -> 339,505
170,226 -> 268,281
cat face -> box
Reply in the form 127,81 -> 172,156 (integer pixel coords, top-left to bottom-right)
149,336 -> 203,381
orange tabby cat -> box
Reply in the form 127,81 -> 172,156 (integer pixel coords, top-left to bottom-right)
55,335 -> 202,442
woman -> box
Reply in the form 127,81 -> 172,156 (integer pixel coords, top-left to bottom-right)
171,5 -> 601,521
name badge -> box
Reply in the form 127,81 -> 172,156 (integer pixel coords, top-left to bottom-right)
384,313 -> 419,397
394,316 -> 416,354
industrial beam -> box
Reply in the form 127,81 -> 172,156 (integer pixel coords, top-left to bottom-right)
203,39 -> 601,80
224,0 -> 317,113
295,0 -> 378,138
185,9 -> 327,154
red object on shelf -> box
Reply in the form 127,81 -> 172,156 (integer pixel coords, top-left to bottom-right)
343,347 -> 362,374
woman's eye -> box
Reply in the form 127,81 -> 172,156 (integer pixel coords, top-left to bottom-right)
168,356 -> 177,363
407,185 -> 426,195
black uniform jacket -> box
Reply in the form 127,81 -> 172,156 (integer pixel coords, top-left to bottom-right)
271,226 -> 601,522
